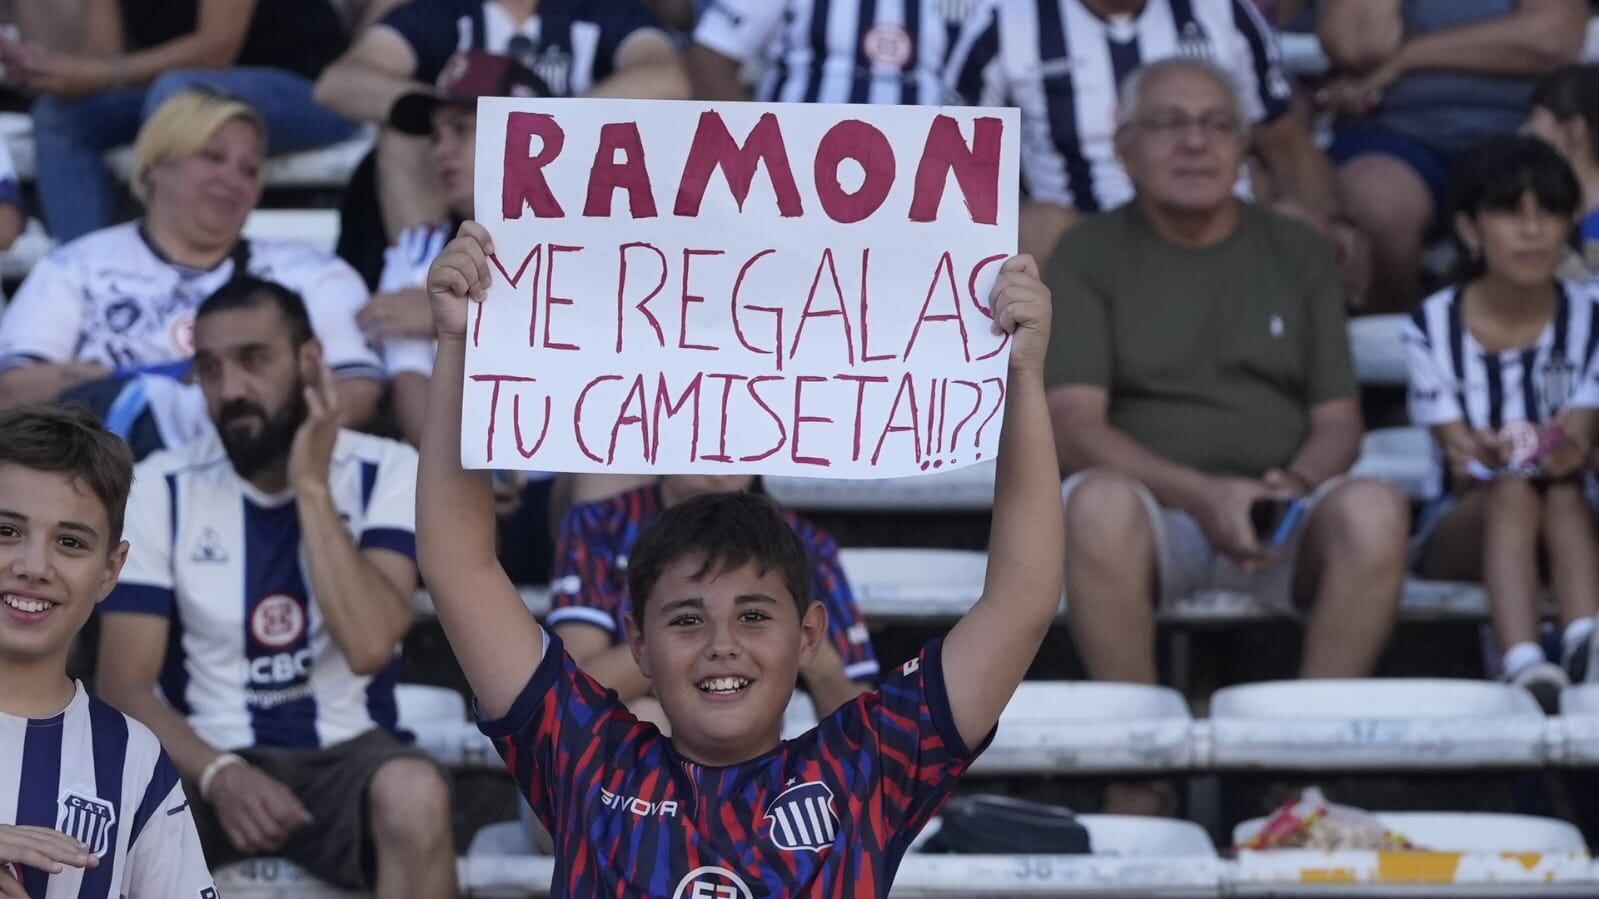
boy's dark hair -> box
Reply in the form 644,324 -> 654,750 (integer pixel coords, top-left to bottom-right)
0,404 -> 134,544
1532,65 -> 1599,159
197,276 -> 314,346
626,491 -> 812,628
1447,135 -> 1580,281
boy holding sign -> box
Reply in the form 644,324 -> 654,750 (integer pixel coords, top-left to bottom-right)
417,221 -> 1062,896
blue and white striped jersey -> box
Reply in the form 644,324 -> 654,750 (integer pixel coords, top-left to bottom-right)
101,430 -> 419,752
0,222 -> 383,382
1,683 -> 215,898
380,0 -> 664,94
947,0 -> 1292,211
694,0 -> 985,105
1405,281 -> 1599,495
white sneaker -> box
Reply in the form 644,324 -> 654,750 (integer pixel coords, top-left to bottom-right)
1506,661 -> 1569,714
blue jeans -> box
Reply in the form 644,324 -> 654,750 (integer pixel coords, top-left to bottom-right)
31,66 -> 360,241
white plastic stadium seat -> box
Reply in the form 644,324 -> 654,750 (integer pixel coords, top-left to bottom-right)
213,858 -> 366,899
969,682 -> 1196,775
1205,679 -> 1549,770
461,821 -> 556,897
1231,812 -> 1595,896
395,684 -> 467,728
894,814 -> 1223,897
837,548 -> 992,620
764,459 -> 997,512
1555,684 -> 1599,765
1350,425 -> 1436,502
1348,314 -> 1409,386
397,683 -> 497,771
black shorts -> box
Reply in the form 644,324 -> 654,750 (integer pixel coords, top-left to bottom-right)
188,729 -> 442,889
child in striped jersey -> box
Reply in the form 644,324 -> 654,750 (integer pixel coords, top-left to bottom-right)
418,223 -> 1064,898
1406,136 -> 1599,712
0,404 -> 215,898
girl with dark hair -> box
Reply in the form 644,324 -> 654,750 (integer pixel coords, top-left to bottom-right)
1405,134 -> 1599,711
1526,64 -> 1599,277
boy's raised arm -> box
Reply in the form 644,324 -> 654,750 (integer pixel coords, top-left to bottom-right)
940,255 -> 1065,750
417,221 -> 546,720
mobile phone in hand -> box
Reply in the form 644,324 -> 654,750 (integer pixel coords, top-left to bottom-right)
1250,497 -> 1307,549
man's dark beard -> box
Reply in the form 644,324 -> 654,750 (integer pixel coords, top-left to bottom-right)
216,383 -> 308,479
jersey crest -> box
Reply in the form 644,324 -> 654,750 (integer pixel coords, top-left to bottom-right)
56,789 -> 116,858
764,780 -> 838,852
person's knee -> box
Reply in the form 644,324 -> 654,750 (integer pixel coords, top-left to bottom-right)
1316,478 -> 1410,565
368,758 -> 452,854
1063,472 -> 1155,563
143,70 -> 222,115
1486,476 -> 1542,517
1336,156 -> 1431,232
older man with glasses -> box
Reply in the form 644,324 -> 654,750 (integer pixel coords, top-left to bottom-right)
1043,57 -> 1410,814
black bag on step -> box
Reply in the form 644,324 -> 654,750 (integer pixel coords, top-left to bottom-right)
920,794 -> 1092,854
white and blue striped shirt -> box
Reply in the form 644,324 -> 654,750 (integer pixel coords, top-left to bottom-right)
1,683 -> 215,898
694,0 -> 984,105
0,222 -> 383,383
102,430 -> 419,752
947,0 -> 1292,211
1405,281 -> 1599,495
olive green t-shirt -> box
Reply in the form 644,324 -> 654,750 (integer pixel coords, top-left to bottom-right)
1044,202 -> 1356,479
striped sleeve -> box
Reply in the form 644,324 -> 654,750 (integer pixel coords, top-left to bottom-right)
693,0 -> 787,63
790,514 -> 878,681
357,440 -> 419,560
546,503 -> 627,636
102,463 -> 176,615
1228,0 -> 1292,124
125,753 -> 216,898
945,0 -> 1004,106
477,629 -> 639,828
1405,307 -> 1464,426
839,640 -> 990,860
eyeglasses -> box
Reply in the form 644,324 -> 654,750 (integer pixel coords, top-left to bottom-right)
1128,110 -> 1244,141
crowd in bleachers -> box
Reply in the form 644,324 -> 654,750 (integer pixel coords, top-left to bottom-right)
5,0 -> 1599,896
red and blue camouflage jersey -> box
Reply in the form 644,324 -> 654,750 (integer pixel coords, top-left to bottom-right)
548,485 -> 879,682
479,631 -> 989,897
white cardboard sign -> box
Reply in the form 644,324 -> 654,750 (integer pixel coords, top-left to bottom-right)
464,98 -> 1019,477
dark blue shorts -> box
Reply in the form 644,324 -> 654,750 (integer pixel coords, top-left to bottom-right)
1329,125 -> 1454,220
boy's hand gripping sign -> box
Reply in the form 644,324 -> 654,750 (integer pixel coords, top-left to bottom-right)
465,98 -> 1020,478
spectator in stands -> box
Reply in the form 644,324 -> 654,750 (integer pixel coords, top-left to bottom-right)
5,0 -> 359,242
0,89 -> 383,431
94,277 -> 456,897
312,0 -> 688,266
1318,0 -> 1587,313
549,474 -> 879,729
1525,64 -> 1599,279
1048,59 -> 1409,810
1406,136 -> 1599,711
949,0 -> 1365,285
689,0 -> 981,103
374,50 -> 546,446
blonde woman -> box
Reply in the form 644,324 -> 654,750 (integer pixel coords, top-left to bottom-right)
0,88 -> 381,429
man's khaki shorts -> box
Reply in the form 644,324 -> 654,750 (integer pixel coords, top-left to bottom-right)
1061,469 -> 1346,615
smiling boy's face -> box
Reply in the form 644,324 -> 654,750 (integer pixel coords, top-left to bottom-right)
628,554 -> 825,766
0,464 -> 127,668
